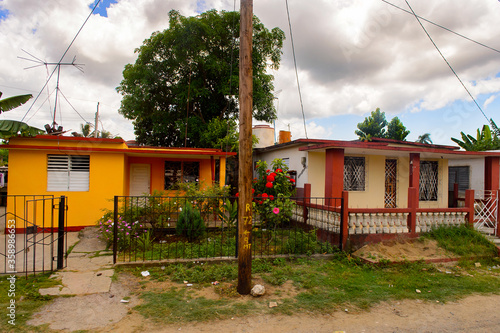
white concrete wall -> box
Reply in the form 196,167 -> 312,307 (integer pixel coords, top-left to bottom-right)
448,158 -> 484,191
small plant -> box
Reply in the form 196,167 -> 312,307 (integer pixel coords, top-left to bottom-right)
219,198 -> 238,227
176,203 -> 206,241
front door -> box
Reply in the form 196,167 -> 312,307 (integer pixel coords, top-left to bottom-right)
129,164 -> 151,196
385,159 -> 397,208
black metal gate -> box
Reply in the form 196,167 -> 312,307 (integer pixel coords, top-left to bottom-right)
1,195 -> 68,275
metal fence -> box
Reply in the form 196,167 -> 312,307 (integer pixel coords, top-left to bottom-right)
1,195 -> 68,275
110,195 -> 344,263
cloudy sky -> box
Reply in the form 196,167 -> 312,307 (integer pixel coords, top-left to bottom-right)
1,0 -> 499,145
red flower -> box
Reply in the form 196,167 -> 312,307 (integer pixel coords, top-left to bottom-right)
275,168 -> 282,173
262,193 -> 268,199
235,192 -> 239,197
269,195 -> 274,200
266,169 -> 270,173
267,174 -> 275,182
290,178 -> 296,183
258,200 -> 263,204
266,182 -> 273,188
252,188 -> 255,194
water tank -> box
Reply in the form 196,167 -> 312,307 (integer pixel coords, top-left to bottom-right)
253,125 -> 275,148
279,130 -> 292,144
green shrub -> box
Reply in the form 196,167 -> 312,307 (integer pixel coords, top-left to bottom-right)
176,203 -> 206,241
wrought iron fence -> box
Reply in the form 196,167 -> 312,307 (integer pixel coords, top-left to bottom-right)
110,195 -> 344,263
1,195 -> 68,275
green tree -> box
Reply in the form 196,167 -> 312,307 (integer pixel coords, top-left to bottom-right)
416,133 -> 432,144
355,108 -> 410,141
355,108 -> 388,141
0,92 -> 44,139
117,9 -> 285,148
451,124 -> 500,151
386,117 -> 410,141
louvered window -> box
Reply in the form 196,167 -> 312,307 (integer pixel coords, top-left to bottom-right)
344,157 -> 365,191
448,166 -> 469,192
47,155 -> 90,191
419,161 -> 438,201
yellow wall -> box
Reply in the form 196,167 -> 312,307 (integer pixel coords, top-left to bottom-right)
8,149 -> 126,229
308,152 -> 326,197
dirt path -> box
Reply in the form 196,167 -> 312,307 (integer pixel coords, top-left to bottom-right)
27,229 -> 500,332
102,294 -> 500,333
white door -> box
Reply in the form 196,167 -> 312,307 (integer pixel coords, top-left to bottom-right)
129,164 -> 151,196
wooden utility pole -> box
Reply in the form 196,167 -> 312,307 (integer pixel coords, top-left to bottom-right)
237,0 -> 253,295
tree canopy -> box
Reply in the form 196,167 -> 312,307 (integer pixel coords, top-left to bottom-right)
451,124 -> 500,151
117,9 -> 285,149
416,133 -> 432,144
355,108 -> 410,141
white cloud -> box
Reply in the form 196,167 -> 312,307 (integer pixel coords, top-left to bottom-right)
1,0 -> 499,142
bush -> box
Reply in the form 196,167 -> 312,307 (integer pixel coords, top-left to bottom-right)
97,216 -> 149,251
176,203 -> 206,241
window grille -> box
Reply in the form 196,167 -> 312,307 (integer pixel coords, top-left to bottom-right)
164,161 -> 199,189
344,157 -> 365,191
47,155 -> 90,191
419,161 -> 438,201
384,159 -> 397,208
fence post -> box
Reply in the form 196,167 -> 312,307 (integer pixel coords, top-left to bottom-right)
113,196 -> 118,264
464,189 -> 475,226
340,191 -> 349,251
303,183 -> 311,224
453,183 -> 459,207
57,196 -> 66,270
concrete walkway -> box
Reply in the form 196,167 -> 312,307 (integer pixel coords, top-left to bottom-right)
28,228 -> 137,331
39,227 -> 114,296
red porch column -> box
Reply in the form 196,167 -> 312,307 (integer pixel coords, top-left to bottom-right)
325,148 -> 344,205
210,156 -> 215,185
464,189 -> 475,226
303,183 -> 311,224
484,156 -> 500,191
409,153 -> 420,188
484,157 -> 500,237
407,187 -> 418,233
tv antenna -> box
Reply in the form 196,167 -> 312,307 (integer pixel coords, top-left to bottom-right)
18,49 -> 85,135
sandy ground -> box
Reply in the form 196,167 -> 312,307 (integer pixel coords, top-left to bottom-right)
27,231 -> 500,332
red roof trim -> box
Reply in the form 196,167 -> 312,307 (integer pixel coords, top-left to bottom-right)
4,144 -> 237,157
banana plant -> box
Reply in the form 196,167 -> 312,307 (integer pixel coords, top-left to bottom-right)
0,92 -> 44,139
451,124 -> 500,151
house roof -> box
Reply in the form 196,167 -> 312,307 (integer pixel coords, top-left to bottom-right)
255,137 -> 500,159
4,135 -> 237,159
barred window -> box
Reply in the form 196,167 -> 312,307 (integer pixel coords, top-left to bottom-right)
47,155 -> 90,191
164,161 -> 199,189
344,156 -> 365,191
420,161 -> 438,201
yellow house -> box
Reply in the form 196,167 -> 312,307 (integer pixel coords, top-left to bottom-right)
5,135 -> 236,231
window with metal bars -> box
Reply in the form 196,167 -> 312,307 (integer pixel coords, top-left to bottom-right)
344,156 -> 365,191
47,155 -> 90,191
419,161 -> 438,201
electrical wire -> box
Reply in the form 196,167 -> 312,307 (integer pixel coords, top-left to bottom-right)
58,89 -> 90,123
21,0 -> 102,123
405,0 -> 491,125
285,0 -> 308,139
382,0 -> 500,54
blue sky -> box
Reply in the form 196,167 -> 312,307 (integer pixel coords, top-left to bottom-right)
89,0 -> 118,17
1,0 -> 499,144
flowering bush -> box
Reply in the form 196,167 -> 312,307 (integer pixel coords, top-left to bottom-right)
97,215 -> 149,251
252,158 -> 296,228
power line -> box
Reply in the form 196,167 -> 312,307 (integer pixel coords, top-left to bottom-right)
21,0 -> 102,123
404,0 -> 491,125
285,0 -> 308,139
382,0 -> 500,54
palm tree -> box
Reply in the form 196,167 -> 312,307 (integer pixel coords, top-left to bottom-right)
416,133 -> 432,144
0,92 -> 44,139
